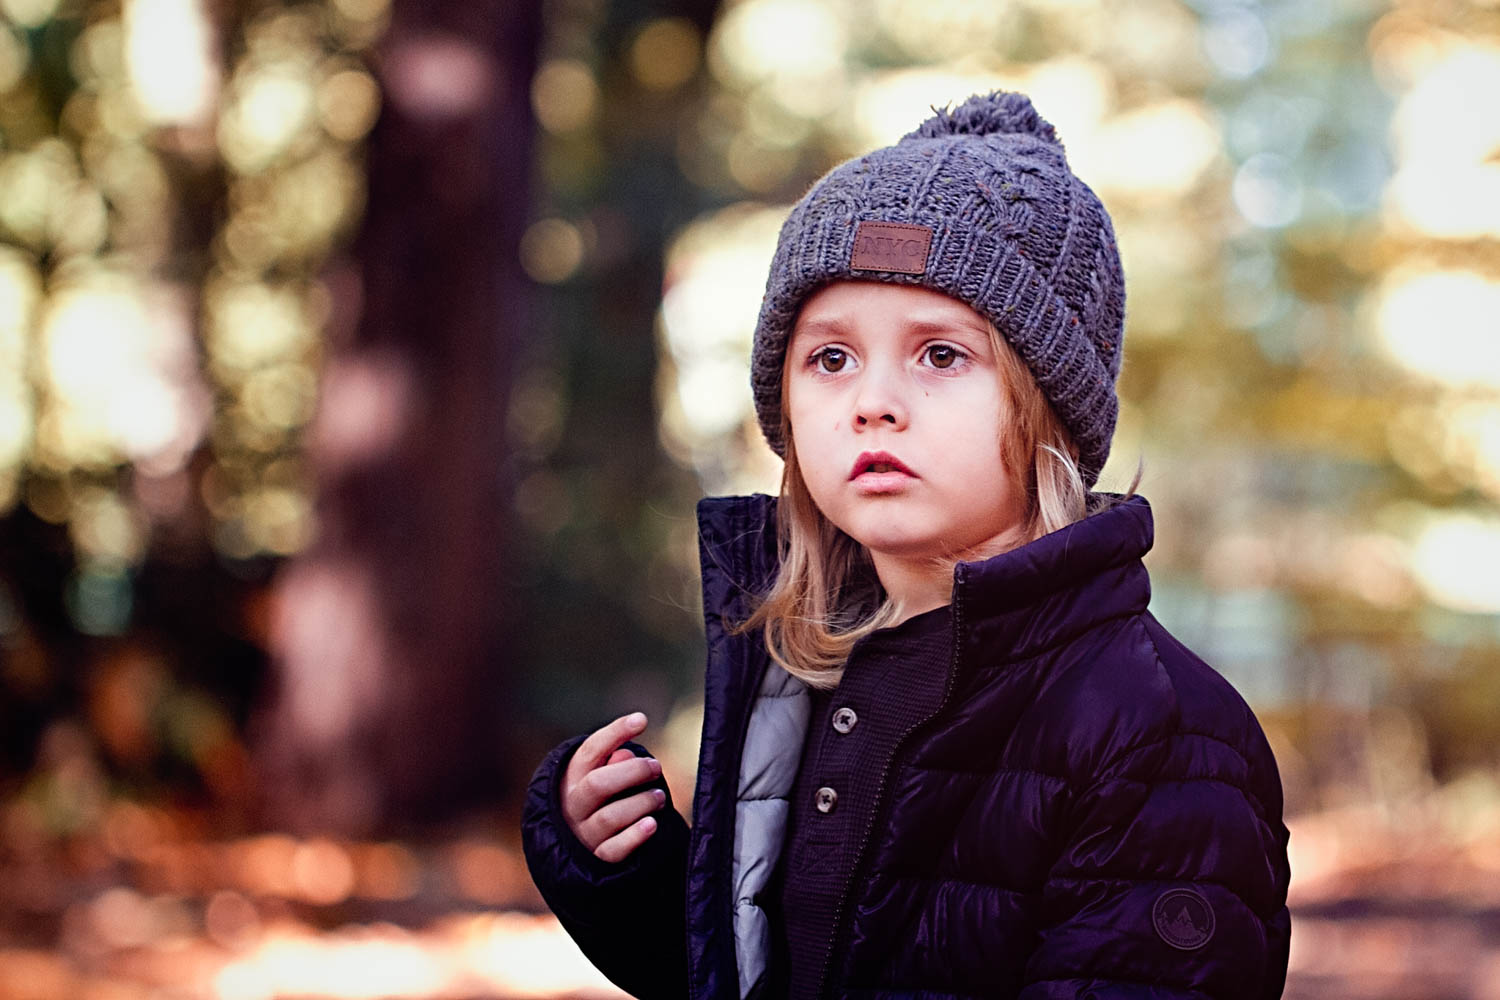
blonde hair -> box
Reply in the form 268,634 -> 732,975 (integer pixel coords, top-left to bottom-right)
736,320 -> 1139,690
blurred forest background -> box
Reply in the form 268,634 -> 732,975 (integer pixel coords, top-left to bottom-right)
1,0 -> 1499,996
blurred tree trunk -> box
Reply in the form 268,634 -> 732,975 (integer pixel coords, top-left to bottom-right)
252,0 -> 540,834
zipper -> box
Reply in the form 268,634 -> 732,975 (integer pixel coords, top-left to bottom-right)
809,585 -> 967,1000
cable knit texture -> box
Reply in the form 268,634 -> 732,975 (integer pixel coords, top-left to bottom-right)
750,90 -> 1126,484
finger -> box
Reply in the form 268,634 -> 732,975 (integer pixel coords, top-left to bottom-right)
571,755 -> 663,819
606,748 -> 634,766
573,712 -> 648,773
583,786 -> 666,846
594,813 -> 659,864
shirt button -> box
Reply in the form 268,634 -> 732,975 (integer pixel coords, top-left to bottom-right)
831,707 -> 858,734
814,786 -> 838,813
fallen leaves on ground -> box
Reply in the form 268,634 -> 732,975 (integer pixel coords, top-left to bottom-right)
4,778 -> 1500,999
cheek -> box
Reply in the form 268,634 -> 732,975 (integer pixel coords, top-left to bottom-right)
786,391 -> 835,448
958,394 -> 1015,483
785,383 -> 812,437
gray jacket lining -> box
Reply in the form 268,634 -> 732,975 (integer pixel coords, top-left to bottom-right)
731,661 -> 811,998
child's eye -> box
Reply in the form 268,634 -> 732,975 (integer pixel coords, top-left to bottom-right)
923,344 -> 964,369
812,347 -> 850,373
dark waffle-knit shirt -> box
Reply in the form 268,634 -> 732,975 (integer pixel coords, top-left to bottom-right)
760,603 -> 954,1000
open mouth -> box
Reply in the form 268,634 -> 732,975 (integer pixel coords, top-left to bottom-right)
850,451 -> 915,479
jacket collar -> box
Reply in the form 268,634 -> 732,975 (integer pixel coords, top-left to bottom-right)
696,493 -> 781,613
952,493 -> 1153,665
696,492 -> 1154,663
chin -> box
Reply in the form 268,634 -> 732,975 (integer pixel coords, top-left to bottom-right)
845,524 -> 949,560
848,515 -> 1023,564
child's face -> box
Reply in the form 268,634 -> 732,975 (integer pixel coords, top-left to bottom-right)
786,281 -> 1029,568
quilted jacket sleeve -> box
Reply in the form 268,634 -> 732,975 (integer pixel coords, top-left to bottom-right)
1019,718 -> 1292,999
520,732 -> 691,1000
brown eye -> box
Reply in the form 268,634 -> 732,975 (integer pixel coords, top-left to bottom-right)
817,348 -> 848,373
926,344 -> 959,369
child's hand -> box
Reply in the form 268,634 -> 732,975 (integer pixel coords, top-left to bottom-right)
561,712 -> 668,863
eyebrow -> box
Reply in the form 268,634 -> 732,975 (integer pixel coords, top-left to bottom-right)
790,318 -> 849,340
791,315 -> 991,341
905,317 -> 991,339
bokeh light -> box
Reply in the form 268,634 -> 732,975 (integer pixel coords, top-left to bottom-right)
657,204 -> 784,494
1200,6 -> 1272,80
711,0 -> 845,89
519,217 -> 586,284
1234,153 -> 1304,228
38,270 -> 202,471
530,59 -> 598,135
629,18 -> 701,92
1412,513 -> 1500,614
1375,269 -> 1500,390
0,0 -> 59,29
219,60 -> 319,175
1082,98 -> 1220,200
1384,41 -> 1500,239
123,0 -> 219,127
0,0 -> 374,570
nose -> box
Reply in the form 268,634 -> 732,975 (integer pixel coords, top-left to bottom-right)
852,362 -> 907,431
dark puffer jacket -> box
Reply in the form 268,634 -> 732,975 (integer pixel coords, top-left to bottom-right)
522,493 -> 1291,1000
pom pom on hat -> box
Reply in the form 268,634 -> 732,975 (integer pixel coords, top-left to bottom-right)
903,90 -> 1059,145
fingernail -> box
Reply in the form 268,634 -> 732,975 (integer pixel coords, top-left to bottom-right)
653,789 -> 666,804
647,757 -> 662,776
626,711 -> 646,727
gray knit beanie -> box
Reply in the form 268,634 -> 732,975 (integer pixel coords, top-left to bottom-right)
750,90 -> 1126,486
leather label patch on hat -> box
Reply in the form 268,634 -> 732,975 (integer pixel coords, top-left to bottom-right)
850,221 -> 932,275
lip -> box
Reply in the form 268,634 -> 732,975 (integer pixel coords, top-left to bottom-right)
849,450 -> 917,481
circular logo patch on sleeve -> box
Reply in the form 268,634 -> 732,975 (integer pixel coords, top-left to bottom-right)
1152,888 -> 1215,950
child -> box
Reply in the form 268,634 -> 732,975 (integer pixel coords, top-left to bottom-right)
522,91 -> 1291,1000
